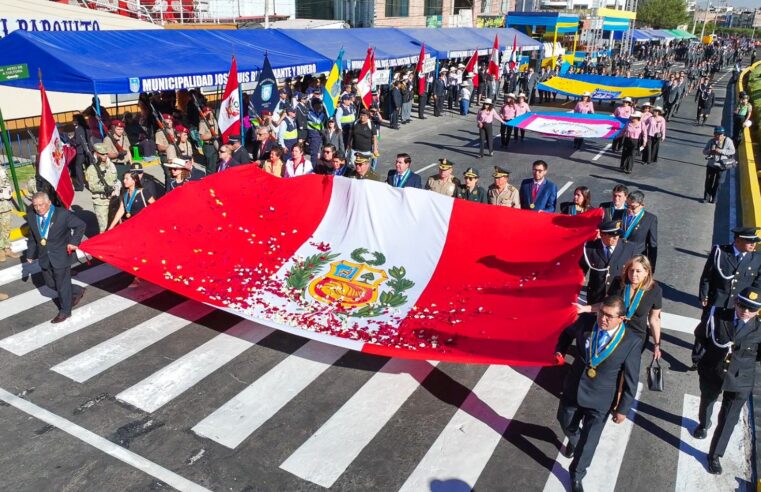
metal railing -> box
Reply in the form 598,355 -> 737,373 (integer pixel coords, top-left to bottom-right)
71,0 -> 234,25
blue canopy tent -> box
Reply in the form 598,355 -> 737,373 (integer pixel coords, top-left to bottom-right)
0,29 -> 334,95
280,28 -> 425,71
631,29 -> 654,42
397,27 -> 540,60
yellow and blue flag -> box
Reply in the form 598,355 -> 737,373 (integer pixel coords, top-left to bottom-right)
322,49 -> 344,118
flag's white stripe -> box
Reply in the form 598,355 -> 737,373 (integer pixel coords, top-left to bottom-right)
0,387 -> 210,492
543,383 -> 643,492
51,300 -> 214,383
192,341 -> 347,449
280,359 -> 438,488
116,323 -> 272,413
38,128 -> 63,186
0,264 -> 119,322
0,250 -> 89,287
399,365 -> 539,492
0,282 -> 164,356
675,394 -> 752,491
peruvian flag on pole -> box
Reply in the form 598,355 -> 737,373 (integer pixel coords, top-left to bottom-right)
357,47 -> 375,110
414,43 -> 427,96
218,56 -> 241,144
464,49 -> 479,89
508,34 -> 519,71
488,34 -> 500,78
80,168 -> 602,367
38,83 -> 75,209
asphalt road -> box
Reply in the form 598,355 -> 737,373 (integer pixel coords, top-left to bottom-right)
0,67 -> 753,492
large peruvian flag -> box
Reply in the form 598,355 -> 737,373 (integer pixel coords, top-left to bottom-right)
414,43 -> 427,96
38,83 -> 75,208
218,56 -> 241,144
80,169 -> 601,366
464,49 -> 479,89
356,48 -> 375,110
488,34 -> 500,78
508,34 -> 518,71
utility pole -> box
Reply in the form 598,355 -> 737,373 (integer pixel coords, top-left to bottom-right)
699,0 -> 710,41
264,0 -> 270,28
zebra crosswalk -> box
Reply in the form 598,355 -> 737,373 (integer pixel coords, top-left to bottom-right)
0,260 -> 754,491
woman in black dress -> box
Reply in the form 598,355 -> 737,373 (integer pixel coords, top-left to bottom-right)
108,166 -> 155,230
560,186 -> 592,216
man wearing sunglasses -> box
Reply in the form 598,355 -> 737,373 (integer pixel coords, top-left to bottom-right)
692,286 -> 761,475
620,190 -> 658,271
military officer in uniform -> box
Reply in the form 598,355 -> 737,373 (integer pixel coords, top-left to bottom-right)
487,166 -> 520,208
154,113 -> 178,185
460,167 -> 486,203
554,295 -> 643,492
580,220 -> 639,305
228,136 -> 252,166
598,184 -> 629,222
425,159 -> 460,197
692,287 -> 761,475
0,163 -> 20,266
351,154 -> 381,182
620,190 -> 658,271
198,106 -> 219,173
102,120 -> 132,177
85,143 -> 120,233
699,227 -> 761,309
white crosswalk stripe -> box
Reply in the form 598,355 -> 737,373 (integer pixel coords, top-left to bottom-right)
116,321 -> 274,413
0,250 -> 90,288
0,263 -> 120,322
192,340 -> 347,449
0,281 -> 165,356
51,300 -> 214,383
279,359 -> 439,488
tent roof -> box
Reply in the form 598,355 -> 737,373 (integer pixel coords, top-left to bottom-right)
506,11 -> 580,33
632,29 -> 654,42
649,29 -> 676,40
0,29 -> 334,94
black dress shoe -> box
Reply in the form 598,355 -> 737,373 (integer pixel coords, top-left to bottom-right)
693,425 -> 709,439
707,455 -> 722,474
72,288 -> 86,308
51,314 -> 70,324
571,479 -> 584,492
562,442 -> 575,458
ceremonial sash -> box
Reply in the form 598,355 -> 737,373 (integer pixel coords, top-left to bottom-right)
586,321 -> 626,377
622,209 -> 644,239
395,170 -> 410,188
623,283 -> 645,319
38,206 -> 54,244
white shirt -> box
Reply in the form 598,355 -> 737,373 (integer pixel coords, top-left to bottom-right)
285,158 -> 314,178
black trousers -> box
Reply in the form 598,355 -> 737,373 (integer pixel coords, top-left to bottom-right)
203,143 -> 218,174
573,137 -> 584,149
620,137 -> 638,173
390,108 -> 400,129
644,137 -> 660,164
557,400 -> 608,481
479,124 -> 494,156
418,94 -> 427,119
698,377 -> 749,458
41,264 -> 82,316
704,165 -> 724,203
611,136 -> 624,152
70,154 -> 85,191
434,95 -> 444,117
500,123 -> 511,147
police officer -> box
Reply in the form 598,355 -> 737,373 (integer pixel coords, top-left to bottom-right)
277,105 -> 300,156
460,167 -> 486,203
580,220 -> 639,305
85,143 -> 120,233
699,227 -> 761,310
425,158 -> 460,197
692,287 -> 761,475
621,190 -> 658,271
334,95 -> 356,149
487,166 -> 520,208
103,120 -> 132,177
306,98 -> 327,165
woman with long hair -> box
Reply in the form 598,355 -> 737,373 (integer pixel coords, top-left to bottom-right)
560,186 -> 592,215
284,142 -> 314,177
108,166 -> 156,230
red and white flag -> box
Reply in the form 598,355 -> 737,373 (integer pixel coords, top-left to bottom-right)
414,43 -> 427,96
80,168 -> 601,366
488,34 -> 500,78
357,48 -> 375,109
218,56 -> 241,144
464,49 -> 479,88
508,34 -> 519,71
38,83 -> 76,208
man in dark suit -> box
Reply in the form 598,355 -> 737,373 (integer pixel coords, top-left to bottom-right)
433,71 -> 447,117
25,192 -> 87,323
699,227 -> 761,309
228,136 -> 252,167
555,295 -> 642,492
523,67 -> 539,105
620,190 -> 658,271
580,220 -> 639,305
519,160 -> 558,212
598,184 -> 629,222
390,82 -> 403,130
386,153 -> 422,189
692,287 -> 761,475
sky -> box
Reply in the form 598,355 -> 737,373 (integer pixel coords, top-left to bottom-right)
722,0 -> 758,8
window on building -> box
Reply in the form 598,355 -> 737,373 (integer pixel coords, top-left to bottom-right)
480,0 -> 492,13
500,0 -> 508,12
424,0 -> 443,16
386,0 -> 410,17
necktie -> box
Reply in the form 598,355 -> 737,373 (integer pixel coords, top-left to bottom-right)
604,246 -> 610,259
597,331 -> 610,352
532,183 -> 539,201
735,318 -> 744,332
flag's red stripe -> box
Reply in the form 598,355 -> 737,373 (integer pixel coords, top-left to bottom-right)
38,84 -> 54,154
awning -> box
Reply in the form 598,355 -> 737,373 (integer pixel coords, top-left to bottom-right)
632,29 -> 654,42
0,29 -> 334,94
506,11 -> 580,34
473,28 -> 542,51
670,29 -> 697,40
649,29 -> 676,41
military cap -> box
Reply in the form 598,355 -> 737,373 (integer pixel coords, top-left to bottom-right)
732,226 -> 761,243
463,167 -> 479,178
161,113 -> 173,121
737,287 -> 761,310
111,120 -> 125,128
128,162 -> 144,174
279,88 -> 289,95
492,166 -> 510,178
285,105 -> 297,113
174,124 -> 188,134
341,94 -> 351,101
93,143 -> 108,154
227,136 -> 242,144
599,220 -> 623,236
353,154 -> 370,165
438,158 -> 454,170
163,158 -> 186,169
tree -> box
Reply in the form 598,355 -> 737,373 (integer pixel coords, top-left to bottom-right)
637,0 -> 690,29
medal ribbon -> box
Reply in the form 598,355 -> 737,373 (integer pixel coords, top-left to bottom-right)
396,169 -> 410,188
587,321 -> 626,370
124,190 -> 138,216
623,283 -> 645,319
622,208 -> 645,239
38,205 -> 54,242
569,205 -> 577,216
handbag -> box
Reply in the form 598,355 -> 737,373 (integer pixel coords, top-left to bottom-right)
647,356 -> 664,392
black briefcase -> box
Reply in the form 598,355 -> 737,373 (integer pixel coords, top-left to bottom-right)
647,356 -> 664,392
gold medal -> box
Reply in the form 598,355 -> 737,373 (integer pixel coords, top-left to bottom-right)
529,203 -> 535,209
40,238 -> 47,247
586,367 -> 597,378
125,212 -> 131,218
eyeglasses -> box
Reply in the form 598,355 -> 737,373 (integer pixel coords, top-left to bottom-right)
738,305 -> 758,312
465,177 -> 476,181
598,311 -> 622,320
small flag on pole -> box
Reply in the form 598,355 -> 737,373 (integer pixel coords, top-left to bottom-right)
218,56 -> 241,144
357,48 -> 375,110
322,49 -> 345,118
38,82 -> 75,208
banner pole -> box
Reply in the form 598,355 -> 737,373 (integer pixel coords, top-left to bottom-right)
92,84 -> 105,138
0,107 -> 22,211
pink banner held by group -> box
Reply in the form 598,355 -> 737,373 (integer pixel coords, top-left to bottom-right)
79,168 -> 602,366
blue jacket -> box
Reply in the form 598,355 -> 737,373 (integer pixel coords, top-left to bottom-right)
386,169 -> 422,189
519,178 -> 557,212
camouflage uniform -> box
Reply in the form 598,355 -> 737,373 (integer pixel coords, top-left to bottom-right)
0,166 -> 13,251
85,157 -> 119,233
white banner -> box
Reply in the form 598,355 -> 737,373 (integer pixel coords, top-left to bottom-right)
0,17 -> 101,39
